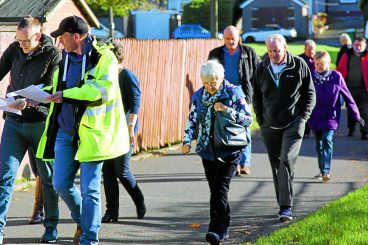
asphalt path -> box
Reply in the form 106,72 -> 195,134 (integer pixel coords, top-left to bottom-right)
5,109 -> 368,244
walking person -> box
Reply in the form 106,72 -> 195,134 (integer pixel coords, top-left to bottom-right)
0,15 -> 60,244
252,34 -> 316,222
298,39 -> 316,138
309,51 -> 363,182
208,25 -> 259,176
337,37 -> 368,139
101,41 -> 146,223
36,16 -> 130,245
181,60 -> 253,244
336,33 -> 352,66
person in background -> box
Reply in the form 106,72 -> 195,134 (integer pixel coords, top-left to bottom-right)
299,39 -> 316,138
336,33 -> 352,66
36,15 -> 130,245
181,60 -> 253,244
337,37 -> 368,140
101,41 -> 146,223
253,34 -> 316,222
208,25 -> 260,176
309,51 -> 363,182
0,15 -> 60,243
28,148 -> 44,225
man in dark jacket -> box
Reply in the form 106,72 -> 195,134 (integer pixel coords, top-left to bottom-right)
298,39 -> 316,138
253,34 -> 316,222
337,37 -> 368,139
208,25 -> 260,176
0,16 -> 61,244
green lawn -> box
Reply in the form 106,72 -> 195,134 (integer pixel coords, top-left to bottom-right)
241,184 -> 368,244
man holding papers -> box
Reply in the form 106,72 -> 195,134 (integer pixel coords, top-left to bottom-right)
0,16 -> 61,244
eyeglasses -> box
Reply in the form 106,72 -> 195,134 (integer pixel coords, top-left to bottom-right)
15,33 -> 38,44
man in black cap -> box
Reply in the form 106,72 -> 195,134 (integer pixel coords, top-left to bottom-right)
36,15 -> 130,245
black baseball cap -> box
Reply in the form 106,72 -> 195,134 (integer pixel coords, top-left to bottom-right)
50,15 -> 88,38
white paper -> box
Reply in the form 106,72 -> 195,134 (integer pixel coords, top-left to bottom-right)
7,85 -> 50,104
0,97 -> 22,115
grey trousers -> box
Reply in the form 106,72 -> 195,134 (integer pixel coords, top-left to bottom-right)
260,118 -> 306,207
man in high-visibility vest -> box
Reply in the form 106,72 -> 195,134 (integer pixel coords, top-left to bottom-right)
37,16 -> 130,245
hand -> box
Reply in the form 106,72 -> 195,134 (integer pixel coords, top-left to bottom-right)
359,118 -> 365,127
8,99 -> 27,110
128,125 -> 136,146
214,102 -> 228,112
181,144 -> 191,154
47,91 -> 63,103
26,99 -> 40,107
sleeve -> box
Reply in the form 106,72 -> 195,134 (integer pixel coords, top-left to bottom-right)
338,72 -> 361,121
183,100 -> 198,146
226,93 -> 253,127
63,49 -> 119,107
299,60 -> 316,120
42,48 -> 62,93
252,65 -> 264,125
0,43 -> 15,81
122,69 -> 141,114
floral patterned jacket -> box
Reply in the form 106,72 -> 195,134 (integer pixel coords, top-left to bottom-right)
183,80 -> 253,161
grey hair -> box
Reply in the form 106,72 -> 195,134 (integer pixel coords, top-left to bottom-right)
304,39 -> 316,47
339,33 -> 352,45
200,59 -> 225,80
265,34 -> 287,47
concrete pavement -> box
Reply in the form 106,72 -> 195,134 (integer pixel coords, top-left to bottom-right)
5,109 -> 368,244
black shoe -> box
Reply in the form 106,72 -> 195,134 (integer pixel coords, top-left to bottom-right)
205,232 -> 220,245
361,135 -> 368,140
347,130 -> 354,137
303,133 -> 309,139
101,213 -> 118,223
136,203 -> 146,219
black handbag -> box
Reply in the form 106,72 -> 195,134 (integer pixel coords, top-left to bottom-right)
213,111 -> 248,149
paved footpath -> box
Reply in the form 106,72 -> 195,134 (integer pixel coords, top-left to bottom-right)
5,110 -> 368,244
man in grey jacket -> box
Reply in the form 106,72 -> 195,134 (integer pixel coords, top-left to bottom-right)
253,34 -> 316,222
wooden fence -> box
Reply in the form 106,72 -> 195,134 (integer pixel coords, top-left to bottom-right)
118,38 -> 223,151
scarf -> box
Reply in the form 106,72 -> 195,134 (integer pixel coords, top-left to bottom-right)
197,85 -> 223,152
314,70 -> 331,85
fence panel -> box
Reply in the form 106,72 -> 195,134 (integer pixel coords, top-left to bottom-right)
118,38 -> 223,151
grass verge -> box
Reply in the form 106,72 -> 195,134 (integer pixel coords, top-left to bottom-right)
243,184 -> 368,244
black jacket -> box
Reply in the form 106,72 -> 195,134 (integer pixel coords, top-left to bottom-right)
0,34 -> 61,122
208,44 -> 260,104
253,51 -> 316,128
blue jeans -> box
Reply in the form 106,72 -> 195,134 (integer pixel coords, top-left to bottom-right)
239,128 -> 251,167
314,130 -> 334,175
53,128 -> 103,245
0,118 -> 59,235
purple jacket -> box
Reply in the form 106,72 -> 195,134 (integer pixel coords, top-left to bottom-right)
308,70 -> 360,130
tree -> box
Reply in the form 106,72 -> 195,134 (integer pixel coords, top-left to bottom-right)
182,0 -> 234,32
85,0 -> 164,17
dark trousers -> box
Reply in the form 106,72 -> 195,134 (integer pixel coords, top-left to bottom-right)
202,158 -> 237,236
347,87 -> 368,136
260,118 -> 305,207
102,146 -> 143,217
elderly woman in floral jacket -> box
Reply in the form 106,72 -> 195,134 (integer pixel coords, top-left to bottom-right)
181,59 -> 252,244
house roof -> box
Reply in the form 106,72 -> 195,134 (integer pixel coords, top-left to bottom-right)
240,0 -> 307,9
0,0 -> 99,27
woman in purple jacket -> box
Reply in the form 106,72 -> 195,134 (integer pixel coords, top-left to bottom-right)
308,51 -> 363,182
